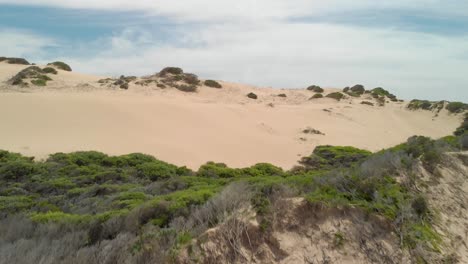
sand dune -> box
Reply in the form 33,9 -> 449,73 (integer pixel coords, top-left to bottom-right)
0,62 -> 462,169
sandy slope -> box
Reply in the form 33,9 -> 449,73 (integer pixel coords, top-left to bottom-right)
0,62 -> 462,169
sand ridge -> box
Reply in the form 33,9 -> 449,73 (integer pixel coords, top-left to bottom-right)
0,62 -> 462,169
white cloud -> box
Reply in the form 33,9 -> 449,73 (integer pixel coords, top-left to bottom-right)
1,0 -> 467,22
1,1 -> 467,101
0,28 -> 56,58
62,22 -> 468,102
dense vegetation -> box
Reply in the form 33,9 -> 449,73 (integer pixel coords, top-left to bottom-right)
1,125 -> 466,263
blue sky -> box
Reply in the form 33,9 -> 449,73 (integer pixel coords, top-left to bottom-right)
1,1 -> 467,102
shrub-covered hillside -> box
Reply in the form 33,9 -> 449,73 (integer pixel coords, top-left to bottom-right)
0,129 -> 467,263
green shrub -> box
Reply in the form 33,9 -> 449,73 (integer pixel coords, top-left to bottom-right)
31,79 -> 47,86
247,92 -> 258,100
42,67 -> 58,74
197,162 -> 241,178
175,84 -> 197,92
310,93 -> 323,99
325,92 -> 345,101
2,57 -> 30,65
446,102 -> 467,113
136,161 -> 179,181
183,73 -> 200,85
47,61 -> 72,71
159,67 -> 183,76
350,84 -> 365,95
361,101 -> 374,106
244,163 -> 284,177
277,93 -> 287,98
407,100 -> 433,111
204,80 -> 222,88
307,85 -> 323,93
299,145 -> 372,170
0,160 -> 37,180
454,114 -> 467,136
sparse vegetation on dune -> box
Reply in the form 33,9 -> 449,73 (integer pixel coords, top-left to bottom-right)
8,66 -> 53,86
446,101 -> 468,113
47,61 -> 72,72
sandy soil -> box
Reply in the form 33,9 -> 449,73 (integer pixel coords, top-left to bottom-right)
0,62 -> 462,169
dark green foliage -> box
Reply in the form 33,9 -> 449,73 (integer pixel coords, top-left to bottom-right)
136,162 -> 178,181
175,84 -> 197,92
412,195 -> 429,218
42,67 -> 58,74
197,162 -> 241,178
183,73 -> 200,85
407,100 -> 445,112
361,101 -> 374,106
350,84 -> 365,95
299,145 -> 372,170
371,87 -> 398,102
310,93 -> 323,99
47,61 -> 72,71
277,93 -> 287,98
8,66 -> 52,86
247,92 -> 258,99
454,113 -> 468,136
446,102 -> 468,113
159,67 -> 183,76
0,57 -> 30,65
307,85 -> 323,93
325,92 -> 345,101
204,80 -> 222,88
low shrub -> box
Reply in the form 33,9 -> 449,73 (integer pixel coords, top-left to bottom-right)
247,92 -> 258,100
454,113 -> 468,136
277,93 -> 287,98
307,85 -> 323,93
310,93 -> 323,99
197,162 -> 241,178
183,73 -> 200,85
1,57 -> 30,65
350,84 -> 365,95
325,92 -> 345,101
299,145 -> 372,170
446,102 -> 467,113
136,161 -> 179,181
204,80 -> 222,88
31,79 -> 47,86
303,127 -> 325,135
175,84 -> 197,92
47,61 -> 72,72
157,83 -> 166,89
159,67 -> 183,76
361,101 -> 374,106
42,67 -> 58,74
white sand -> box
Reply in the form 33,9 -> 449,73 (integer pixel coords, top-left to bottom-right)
0,62 -> 462,169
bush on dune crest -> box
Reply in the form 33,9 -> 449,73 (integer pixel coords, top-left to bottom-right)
0,57 -> 30,65
47,61 -> 72,72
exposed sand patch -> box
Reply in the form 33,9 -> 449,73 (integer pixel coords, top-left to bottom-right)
0,62 -> 462,169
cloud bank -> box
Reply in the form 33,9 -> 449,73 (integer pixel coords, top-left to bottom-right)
1,1 -> 467,101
